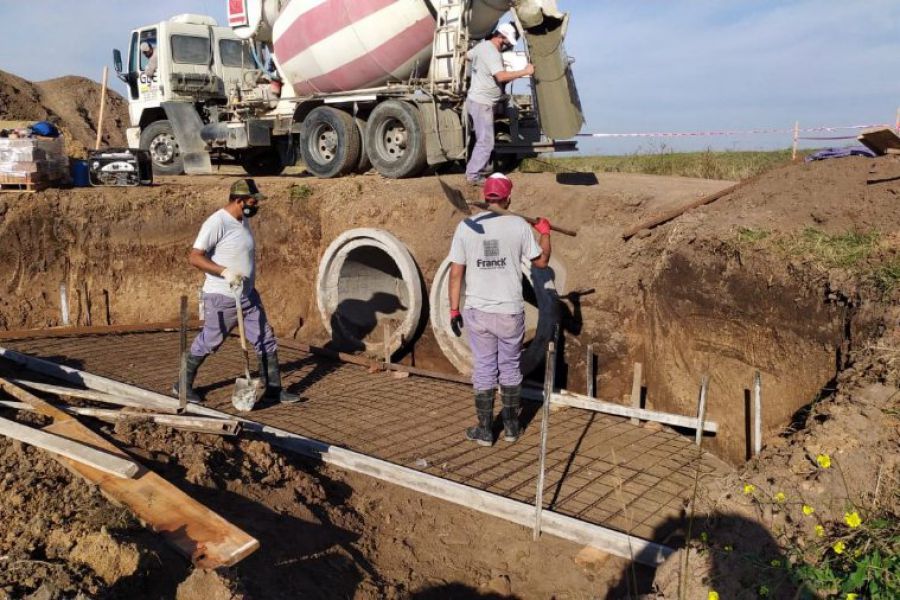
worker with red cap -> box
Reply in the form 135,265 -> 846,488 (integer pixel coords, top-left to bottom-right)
447,173 -> 552,446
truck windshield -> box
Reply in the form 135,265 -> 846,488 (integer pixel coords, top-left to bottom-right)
219,39 -> 256,68
171,35 -> 210,65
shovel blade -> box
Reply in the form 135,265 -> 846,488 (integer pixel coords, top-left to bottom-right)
231,377 -> 261,412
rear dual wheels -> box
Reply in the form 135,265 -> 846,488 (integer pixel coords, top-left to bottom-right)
300,101 -> 427,179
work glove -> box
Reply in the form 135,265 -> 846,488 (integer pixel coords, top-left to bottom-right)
533,217 -> 552,236
220,267 -> 245,290
450,309 -> 464,337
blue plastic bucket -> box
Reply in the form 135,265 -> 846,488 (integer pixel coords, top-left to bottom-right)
71,160 -> 90,187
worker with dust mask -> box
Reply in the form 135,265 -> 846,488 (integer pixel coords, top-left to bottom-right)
448,173 -> 552,445
174,178 -> 300,405
465,23 -> 534,186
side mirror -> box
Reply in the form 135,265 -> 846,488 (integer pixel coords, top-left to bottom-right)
113,49 -> 123,74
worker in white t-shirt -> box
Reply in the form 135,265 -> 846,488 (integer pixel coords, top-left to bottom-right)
447,173 -> 552,446
173,178 -> 300,405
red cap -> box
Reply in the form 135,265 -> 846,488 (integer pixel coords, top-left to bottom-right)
483,173 -> 513,202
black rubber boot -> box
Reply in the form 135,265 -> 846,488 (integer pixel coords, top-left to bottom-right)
171,354 -> 206,403
465,390 -> 494,447
500,384 -> 521,442
260,350 -> 301,404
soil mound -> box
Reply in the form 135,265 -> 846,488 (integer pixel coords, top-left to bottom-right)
0,69 -> 129,157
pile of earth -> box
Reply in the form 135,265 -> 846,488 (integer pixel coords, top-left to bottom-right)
0,402 -> 632,599
0,69 -> 128,157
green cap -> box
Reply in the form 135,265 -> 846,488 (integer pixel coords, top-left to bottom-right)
229,178 -> 266,200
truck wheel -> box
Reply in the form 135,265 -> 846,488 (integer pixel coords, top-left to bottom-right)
300,106 -> 361,178
354,116 -> 371,174
140,120 -> 184,176
240,149 -> 285,176
365,100 -> 427,179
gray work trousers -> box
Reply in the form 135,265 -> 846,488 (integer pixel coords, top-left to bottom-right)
465,98 -> 495,182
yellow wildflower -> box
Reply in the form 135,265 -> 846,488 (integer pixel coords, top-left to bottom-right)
844,511 -> 862,528
770,559 -> 781,567
743,483 -> 756,495
846,594 -> 858,600
708,592 -> 719,600
774,491 -> 786,503
815,524 -> 825,537
816,454 -> 832,469
802,504 -> 815,516
833,541 -> 845,554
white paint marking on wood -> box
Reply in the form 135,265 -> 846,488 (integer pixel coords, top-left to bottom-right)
695,376 -> 709,446
59,283 -> 70,326
753,371 -> 762,456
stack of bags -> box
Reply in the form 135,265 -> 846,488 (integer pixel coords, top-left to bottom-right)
0,123 -> 70,187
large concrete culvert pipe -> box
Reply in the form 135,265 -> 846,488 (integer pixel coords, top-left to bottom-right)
316,228 -> 424,357
429,256 -> 567,377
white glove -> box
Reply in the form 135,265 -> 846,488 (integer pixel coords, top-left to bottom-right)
220,267 -> 245,290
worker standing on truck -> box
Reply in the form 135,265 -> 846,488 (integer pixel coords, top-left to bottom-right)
465,24 -> 535,186
173,178 -> 300,405
447,173 -> 552,445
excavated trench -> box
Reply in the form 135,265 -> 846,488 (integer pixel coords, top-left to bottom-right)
0,168 -> 887,466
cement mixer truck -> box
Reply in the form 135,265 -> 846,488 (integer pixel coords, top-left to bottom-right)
113,0 -> 582,178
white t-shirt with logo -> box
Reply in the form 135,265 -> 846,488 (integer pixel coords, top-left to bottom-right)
448,212 -> 542,314
193,209 -> 255,297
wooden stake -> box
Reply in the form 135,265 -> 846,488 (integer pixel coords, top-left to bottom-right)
585,344 -> 595,398
629,362 -> 643,425
179,295 -> 188,411
695,376 -> 709,446
753,371 -> 762,457
102,289 -> 112,326
791,121 -> 800,161
94,66 -> 108,150
81,280 -> 92,327
59,283 -> 69,326
383,322 -> 391,366
534,333 -> 558,541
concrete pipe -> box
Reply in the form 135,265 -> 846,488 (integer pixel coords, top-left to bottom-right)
316,228 -> 424,357
429,256 -> 567,377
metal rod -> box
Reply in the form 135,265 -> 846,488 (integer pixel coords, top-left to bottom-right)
178,296 -> 188,411
695,375 -> 709,446
59,283 -> 69,326
534,332 -> 558,541
753,371 -> 762,456
585,344 -> 594,398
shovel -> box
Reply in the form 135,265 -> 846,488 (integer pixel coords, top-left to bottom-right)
231,288 -> 262,412
438,178 -> 577,237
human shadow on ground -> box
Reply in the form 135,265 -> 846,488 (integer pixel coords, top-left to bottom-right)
411,583 -> 517,599
608,512 -> 808,599
327,292 -> 407,354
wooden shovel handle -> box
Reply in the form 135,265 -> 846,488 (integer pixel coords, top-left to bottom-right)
480,203 -> 578,237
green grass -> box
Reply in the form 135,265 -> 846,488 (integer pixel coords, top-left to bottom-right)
873,258 -> 900,293
736,227 -> 772,244
520,148 -> 810,181
780,229 -> 880,269
290,183 -> 313,201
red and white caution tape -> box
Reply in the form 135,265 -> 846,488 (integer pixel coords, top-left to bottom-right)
576,124 -> 889,139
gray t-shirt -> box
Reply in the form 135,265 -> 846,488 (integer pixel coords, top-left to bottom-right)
467,40 -> 505,106
449,212 -> 542,314
193,209 -> 256,296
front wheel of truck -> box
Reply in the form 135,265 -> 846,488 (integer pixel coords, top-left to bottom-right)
140,120 -> 184,176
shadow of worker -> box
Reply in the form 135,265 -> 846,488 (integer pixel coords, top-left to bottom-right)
326,292 -> 407,353
608,512 -> 810,599
411,583 -> 518,599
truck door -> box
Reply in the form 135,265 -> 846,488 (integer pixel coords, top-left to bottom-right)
135,28 -> 161,102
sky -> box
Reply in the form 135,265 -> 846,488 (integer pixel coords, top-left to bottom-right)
0,1 -> 897,155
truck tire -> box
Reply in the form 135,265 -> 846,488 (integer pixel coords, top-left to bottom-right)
354,116 -> 371,174
140,120 -> 184,176
365,100 -> 427,179
240,149 -> 286,176
300,106 -> 361,178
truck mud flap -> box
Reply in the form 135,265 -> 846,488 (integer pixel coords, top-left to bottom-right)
520,12 -> 584,140
161,102 -> 212,174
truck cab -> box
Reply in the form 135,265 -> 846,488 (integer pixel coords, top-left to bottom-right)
114,14 -> 259,174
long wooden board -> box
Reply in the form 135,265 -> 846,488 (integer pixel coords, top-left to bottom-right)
0,377 -> 258,568
0,320 -> 203,341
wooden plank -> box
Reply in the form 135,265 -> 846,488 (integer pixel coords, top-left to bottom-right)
534,338 -> 557,540
695,376 -> 709,446
629,362 -> 643,425
0,320 -> 203,341
0,347 -> 182,413
0,401 -> 241,437
543,389 -> 718,433
858,126 -> 900,156
9,378 -> 179,413
44,417 -> 259,567
1,350 -> 670,566
0,415 -> 138,478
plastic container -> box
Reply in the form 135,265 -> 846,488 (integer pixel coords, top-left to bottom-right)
70,160 -> 90,187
